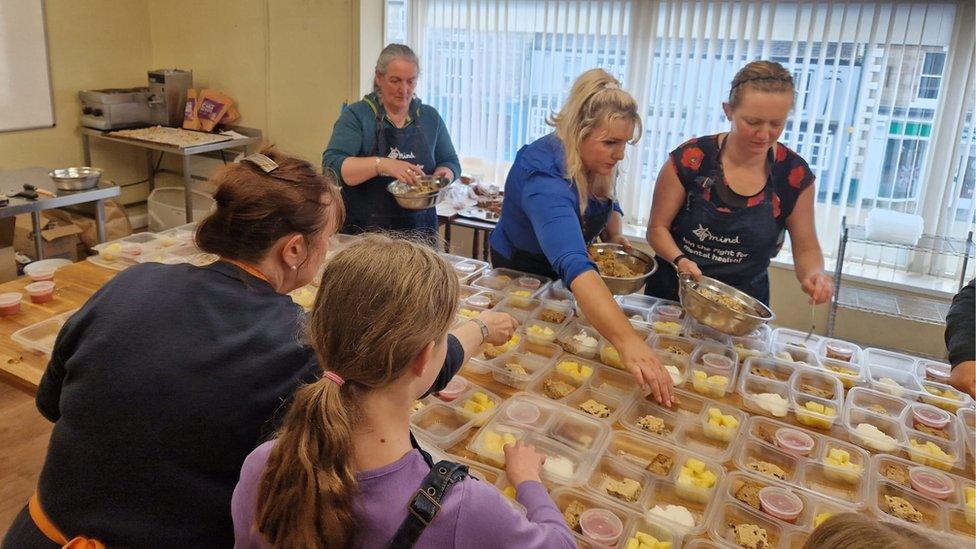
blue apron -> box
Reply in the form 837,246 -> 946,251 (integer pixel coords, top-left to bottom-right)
490,199 -> 613,282
340,96 -> 438,238
645,139 -> 782,305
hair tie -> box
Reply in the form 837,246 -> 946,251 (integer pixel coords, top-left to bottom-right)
323,371 -> 345,386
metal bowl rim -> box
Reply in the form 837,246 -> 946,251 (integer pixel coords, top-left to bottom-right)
588,243 -> 658,281
49,167 -> 103,179
680,274 -> 774,321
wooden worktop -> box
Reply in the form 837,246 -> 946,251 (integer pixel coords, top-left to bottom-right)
0,260 -> 116,389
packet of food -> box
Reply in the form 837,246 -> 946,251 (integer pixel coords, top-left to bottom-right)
197,89 -> 234,132
221,105 -> 240,124
182,89 -> 201,130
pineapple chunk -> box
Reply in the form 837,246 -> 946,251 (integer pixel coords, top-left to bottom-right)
472,392 -> 490,405
687,458 -> 706,474
708,407 -> 723,420
815,512 -> 832,528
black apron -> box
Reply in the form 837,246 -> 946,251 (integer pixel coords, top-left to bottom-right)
645,138 -> 782,305
490,200 -> 613,282
341,96 -> 438,239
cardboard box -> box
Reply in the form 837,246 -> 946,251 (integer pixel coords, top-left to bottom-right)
0,217 -> 15,283
14,213 -> 83,262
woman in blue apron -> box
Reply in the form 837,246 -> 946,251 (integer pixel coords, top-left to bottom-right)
322,44 -> 461,241
645,60 -> 833,307
490,69 -> 673,406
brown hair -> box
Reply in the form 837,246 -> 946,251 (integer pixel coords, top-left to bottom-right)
195,146 -> 344,264
254,234 -> 459,548
548,68 -> 642,214
729,60 -> 795,108
803,513 -> 936,548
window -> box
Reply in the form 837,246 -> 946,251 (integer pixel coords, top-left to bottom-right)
917,51 -> 946,100
388,0 -> 973,283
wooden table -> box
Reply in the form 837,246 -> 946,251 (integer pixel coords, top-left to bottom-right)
0,261 -> 116,389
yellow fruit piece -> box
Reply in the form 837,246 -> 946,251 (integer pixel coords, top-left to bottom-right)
502,486 -> 516,500
557,360 -> 593,382
693,370 -> 708,380
828,448 -> 850,463
636,532 -> 658,544
814,512 -> 832,528
601,345 -> 624,369
687,458 -> 705,474
472,392 -> 490,405
464,401 -> 486,414
805,401 -> 825,414
627,540 -> 639,549
459,308 -> 480,319
965,487 -> 975,507
721,415 -> 739,429
708,408 -> 722,420
484,431 -> 517,454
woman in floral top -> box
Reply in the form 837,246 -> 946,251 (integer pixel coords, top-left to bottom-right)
644,60 -> 833,306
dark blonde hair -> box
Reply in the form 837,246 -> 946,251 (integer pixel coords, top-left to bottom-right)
729,60 -> 795,108
254,235 -> 460,548
195,146 -> 344,263
803,513 -> 936,548
549,68 -> 642,215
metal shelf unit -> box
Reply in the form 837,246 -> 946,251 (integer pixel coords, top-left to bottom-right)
826,217 -> 973,336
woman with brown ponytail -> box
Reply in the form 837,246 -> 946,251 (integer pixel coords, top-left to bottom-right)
231,236 -> 575,549
3,149 -> 517,549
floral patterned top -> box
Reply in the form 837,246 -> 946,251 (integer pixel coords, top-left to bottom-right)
669,134 -> 815,221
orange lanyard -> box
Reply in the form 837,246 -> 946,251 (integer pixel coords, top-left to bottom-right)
221,258 -> 271,284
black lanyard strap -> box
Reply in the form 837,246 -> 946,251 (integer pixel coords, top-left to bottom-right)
387,458 -> 469,549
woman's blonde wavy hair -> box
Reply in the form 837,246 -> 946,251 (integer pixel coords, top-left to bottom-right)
548,68 -> 642,215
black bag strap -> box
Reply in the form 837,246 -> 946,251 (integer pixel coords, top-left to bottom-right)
387,458 -> 469,549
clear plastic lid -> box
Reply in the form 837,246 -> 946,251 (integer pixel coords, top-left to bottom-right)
911,403 -> 952,429
654,304 -> 684,320
908,467 -> 954,500
436,377 -> 469,401
578,508 -> 624,545
701,352 -> 733,370
758,486 -> 804,522
775,428 -> 816,457
465,295 -> 491,309
505,401 -> 542,424
516,276 -> 541,290
0,292 -> 22,306
25,281 -> 55,294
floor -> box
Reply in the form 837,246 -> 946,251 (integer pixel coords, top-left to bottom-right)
0,379 -> 51,534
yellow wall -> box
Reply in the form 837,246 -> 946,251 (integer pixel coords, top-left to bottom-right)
0,0 -> 152,185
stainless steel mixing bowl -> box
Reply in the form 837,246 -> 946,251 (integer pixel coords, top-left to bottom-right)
678,273 -> 774,336
49,167 -> 102,191
589,243 -> 658,295
387,176 -> 449,210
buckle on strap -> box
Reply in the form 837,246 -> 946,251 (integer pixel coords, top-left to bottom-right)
408,486 -> 442,526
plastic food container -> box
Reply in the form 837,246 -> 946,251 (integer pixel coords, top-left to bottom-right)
823,342 -> 856,363
436,377 -> 469,402
120,243 -> 143,256
466,295 -> 491,309
702,353 -> 733,370
654,304 -> 684,320
408,403 -> 476,449
864,347 -> 918,371
579,508 -> 623,546
516,276 -> 541,291
505,401 -> 542,424
27,266 -> 55,282
0,292 -> 23,316
690,346 -> 739,398
25,281 -> 55,304
908,467 -> 954,500
775,428 -> 816,457
758,486 -> 804,523
912,404 -> 952,430
920,361 -> 952,384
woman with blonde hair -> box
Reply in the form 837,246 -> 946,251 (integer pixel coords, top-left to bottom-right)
644,60 -> 833,306
802,512 -> 935,548
231,236 -> 575,548
489,68 -> 672,405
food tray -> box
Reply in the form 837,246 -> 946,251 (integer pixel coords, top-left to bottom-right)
462,334 -> 561,390
466,393 -> 610,486
550,486 -> 680,548
866,363 -> 925,399
11,309 -> 78,355
815,356 -> 870,392
595,323 -> 652,371
842,387 -> 966,472
707,470 -> 857,543
770,327 -> 822,352
870,453 -> 975,544
442,253 -> 489,285
470,267 -> 551,298
737,357 -> 845,430
956,407 -> 975,458
736,416 -> 872,508
601,430 -> 727,536
528,358 -> 637,423
864,347 -> 918,372
618,387 -> 746,464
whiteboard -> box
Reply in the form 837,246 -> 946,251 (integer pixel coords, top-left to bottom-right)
0,0 -> 55,132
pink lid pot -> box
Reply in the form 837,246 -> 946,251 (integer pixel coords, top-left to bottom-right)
0,292 -> 23,316
436,377 -> 468,402
702,353 -> 733,370
912,404 -> 951,430
579,508 -> 623,546
25,281 -> 55,304
516,277 -> 541,291
758,486 -> 804,523
908,467 -> 954,500
656,305 -> 683,319
505,401 -> 541,424
775,428 -> 816,457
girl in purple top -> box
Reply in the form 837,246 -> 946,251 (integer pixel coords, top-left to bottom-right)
231,235 -> 574,549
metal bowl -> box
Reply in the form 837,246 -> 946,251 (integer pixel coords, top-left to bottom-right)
386,176 -> 449,210
589,243 -> 658,295
678,273 -> 774,336
49,167 -> 102,191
